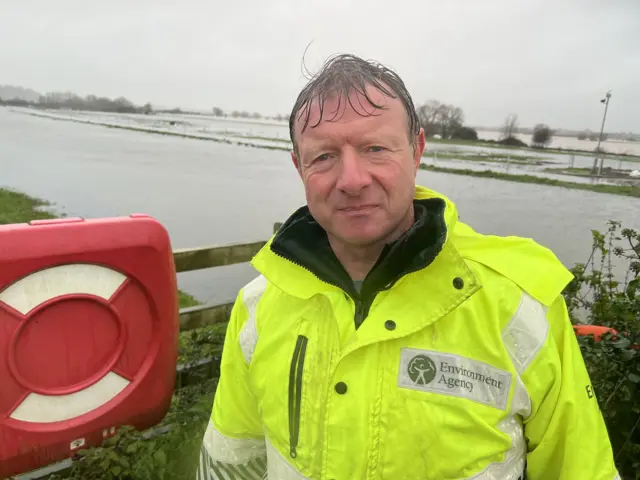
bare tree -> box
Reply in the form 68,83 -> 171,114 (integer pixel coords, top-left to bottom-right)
438,105 -> 464,139
531,124 -> 553,148
416,100 -> 444,137
416,101 -> 465,139
501,114 -> 519,140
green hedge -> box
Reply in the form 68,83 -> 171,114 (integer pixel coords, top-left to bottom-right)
563,221 -> 639,478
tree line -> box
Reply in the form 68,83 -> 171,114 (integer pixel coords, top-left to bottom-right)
577,131 -> 609,142
1,90 -> 558,149
499,112 -> 554,148
0,92 -> 153,114
416,101 -> 554,149
212,107 -> 289,122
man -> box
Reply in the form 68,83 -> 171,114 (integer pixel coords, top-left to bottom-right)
196,54 -> 619,479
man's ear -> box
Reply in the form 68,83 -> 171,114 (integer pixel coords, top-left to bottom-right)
413,128 -> 426,172
291,151 -> 303,178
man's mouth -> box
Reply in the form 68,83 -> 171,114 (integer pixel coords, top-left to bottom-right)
338,205 -> 378,213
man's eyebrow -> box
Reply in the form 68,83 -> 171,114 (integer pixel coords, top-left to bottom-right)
303,140 -> 332,153
359,130 -> 405,145
303,130 -> 403,152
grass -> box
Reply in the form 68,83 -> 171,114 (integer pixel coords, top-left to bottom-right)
227,133 -> 292,144
544,166 -> 639,180
419,164 -> 640,198
546,167 -> 597,175
428,137 -> 498,147
542,147 -> 640,163
0,188 -> 58,224
234,140 -> 289,151
178,290 -> 201,308
423,151 -> 551,165
428,136 -> 640,162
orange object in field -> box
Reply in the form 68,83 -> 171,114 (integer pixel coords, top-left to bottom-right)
573,324 -> 639,350
573,324 -> 618,341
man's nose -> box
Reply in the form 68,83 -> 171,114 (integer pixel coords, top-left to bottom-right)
335,149 -> 372,195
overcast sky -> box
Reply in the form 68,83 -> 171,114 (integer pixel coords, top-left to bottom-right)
1,0 -> 638,131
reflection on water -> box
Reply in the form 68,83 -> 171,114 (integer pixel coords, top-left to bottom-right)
2,108 -> 639,303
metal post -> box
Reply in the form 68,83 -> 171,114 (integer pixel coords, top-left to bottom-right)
592,90 -> 612,174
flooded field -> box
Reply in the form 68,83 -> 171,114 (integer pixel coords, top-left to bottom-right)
2,108 -> 639,303
10,108 -> 640,183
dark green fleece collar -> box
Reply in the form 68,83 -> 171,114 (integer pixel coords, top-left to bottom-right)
270,198 -> 447,301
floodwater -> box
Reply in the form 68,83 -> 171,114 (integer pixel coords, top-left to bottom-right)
1,108 -> 639,304
17,108 -> 640,175
24,107 -> 640,156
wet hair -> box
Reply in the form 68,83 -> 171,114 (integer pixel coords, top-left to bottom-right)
288,53 -> 421,156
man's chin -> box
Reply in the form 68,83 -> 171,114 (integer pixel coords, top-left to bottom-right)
332,229 -> 387,248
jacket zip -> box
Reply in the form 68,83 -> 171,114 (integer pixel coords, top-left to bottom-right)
354,299 -> 366,329
288,334 -> 308,459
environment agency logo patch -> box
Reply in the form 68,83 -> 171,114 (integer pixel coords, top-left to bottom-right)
407,355 -> 437,385
398,348 -> 512,410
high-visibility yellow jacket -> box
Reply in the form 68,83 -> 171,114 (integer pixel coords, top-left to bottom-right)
197,185 -> 619,480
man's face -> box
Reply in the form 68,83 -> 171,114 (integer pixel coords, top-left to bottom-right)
291,85 -> 425,248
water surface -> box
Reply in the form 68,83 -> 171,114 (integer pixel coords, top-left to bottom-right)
2,109 -> 638,303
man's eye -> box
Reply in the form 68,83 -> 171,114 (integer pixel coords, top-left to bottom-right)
368,146 -> 386,153
315,153 -> 330,162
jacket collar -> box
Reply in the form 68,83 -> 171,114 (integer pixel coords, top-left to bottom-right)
251,185 -> 460,300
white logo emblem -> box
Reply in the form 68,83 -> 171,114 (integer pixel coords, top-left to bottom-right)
398,348 -> 512,410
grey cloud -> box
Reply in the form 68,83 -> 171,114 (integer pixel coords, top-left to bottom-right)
1,0 -> 638,131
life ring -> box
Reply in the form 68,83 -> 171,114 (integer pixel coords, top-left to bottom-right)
0,214 -> 178,479
1,263 -> 136,424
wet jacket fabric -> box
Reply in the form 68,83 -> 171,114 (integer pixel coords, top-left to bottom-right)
196,185 -> 620,480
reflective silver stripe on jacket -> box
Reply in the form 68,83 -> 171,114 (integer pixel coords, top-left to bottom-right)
197,420 -> 309,480
239,275 -> 267,364
197,420 -> 267,480
469,292 -> 550,479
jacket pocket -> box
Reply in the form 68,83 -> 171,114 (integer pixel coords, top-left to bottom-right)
288,334 -> 308,459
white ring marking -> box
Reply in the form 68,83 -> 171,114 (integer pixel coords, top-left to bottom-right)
9,372 -> 130,423
0,264 -> 127,315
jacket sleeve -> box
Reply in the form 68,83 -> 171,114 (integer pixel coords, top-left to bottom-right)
196,283 -> 267,480
522,294 -> 620,480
